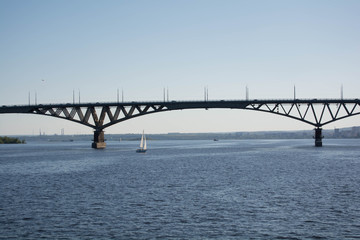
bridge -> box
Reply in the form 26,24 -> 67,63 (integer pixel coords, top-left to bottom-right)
1,98 -> 360,148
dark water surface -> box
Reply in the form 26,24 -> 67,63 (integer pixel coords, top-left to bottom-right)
1,139 -> 360,239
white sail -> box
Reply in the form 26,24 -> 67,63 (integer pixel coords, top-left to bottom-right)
143,135 -> 147,150
139,131 -> 144,148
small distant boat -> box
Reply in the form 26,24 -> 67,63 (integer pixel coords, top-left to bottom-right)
214,138 -> 219,141
136,131 -> 147,153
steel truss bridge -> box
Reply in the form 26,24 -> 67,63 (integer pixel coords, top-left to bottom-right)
1,99 -> 360,148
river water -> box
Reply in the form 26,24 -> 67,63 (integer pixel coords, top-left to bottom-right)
0,139 -> 360,239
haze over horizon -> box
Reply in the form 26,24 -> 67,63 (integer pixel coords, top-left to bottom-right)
1,0 -> 360,135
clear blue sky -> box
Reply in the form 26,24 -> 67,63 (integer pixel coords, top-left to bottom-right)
1,0 -> 360,135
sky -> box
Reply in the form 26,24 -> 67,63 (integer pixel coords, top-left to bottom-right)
0,0 -> 360,135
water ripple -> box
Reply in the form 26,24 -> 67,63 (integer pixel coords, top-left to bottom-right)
1,139 -> 360,239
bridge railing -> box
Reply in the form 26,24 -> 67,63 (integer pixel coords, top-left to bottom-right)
1,98 -> 359,108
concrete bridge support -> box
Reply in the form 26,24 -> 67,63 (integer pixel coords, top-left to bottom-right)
314,128 -> 323,147
92,130 -> 106,149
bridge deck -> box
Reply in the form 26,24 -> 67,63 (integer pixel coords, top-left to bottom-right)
1,98 -> 359,112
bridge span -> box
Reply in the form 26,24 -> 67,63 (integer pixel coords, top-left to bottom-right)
1,98 -> 360,148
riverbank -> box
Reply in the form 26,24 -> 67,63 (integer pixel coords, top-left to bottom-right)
0,136 -> 26,144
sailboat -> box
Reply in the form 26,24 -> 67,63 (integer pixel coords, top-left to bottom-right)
136,131 -> 147,153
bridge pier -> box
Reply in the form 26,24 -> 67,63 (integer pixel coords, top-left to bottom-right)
92,129 -> 106,149
314,127 -> 323,147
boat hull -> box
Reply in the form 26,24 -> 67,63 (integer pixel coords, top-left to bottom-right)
136,149 -> 147,153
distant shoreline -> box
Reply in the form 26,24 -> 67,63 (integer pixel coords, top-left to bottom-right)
5,126 -> 360,142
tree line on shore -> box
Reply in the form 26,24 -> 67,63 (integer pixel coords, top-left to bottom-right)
0,136 -> 26,144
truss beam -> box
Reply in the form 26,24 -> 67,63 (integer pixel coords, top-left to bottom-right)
1,100 -> 359,130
